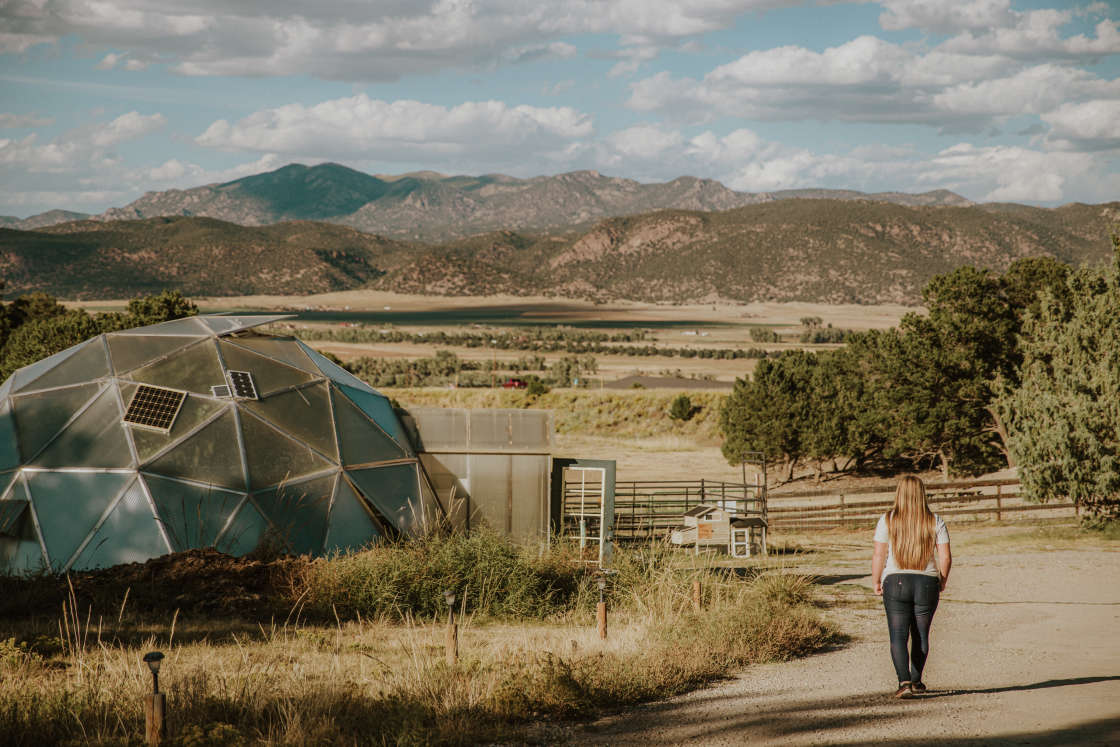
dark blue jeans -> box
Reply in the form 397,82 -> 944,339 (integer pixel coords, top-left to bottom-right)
882,573 -> 940,683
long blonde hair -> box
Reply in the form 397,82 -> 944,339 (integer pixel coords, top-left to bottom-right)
887,475 -> 936,570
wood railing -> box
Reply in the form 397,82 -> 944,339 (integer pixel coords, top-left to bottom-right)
766,478 -> 1078,530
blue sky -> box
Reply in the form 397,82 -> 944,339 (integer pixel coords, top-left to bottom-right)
1,0 -> 1119,217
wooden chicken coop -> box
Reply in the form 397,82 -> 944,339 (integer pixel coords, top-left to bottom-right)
670,504 -> 767,557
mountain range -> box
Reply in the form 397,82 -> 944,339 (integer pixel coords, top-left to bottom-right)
14,162 -> 973,241
3,198 -> 1116,304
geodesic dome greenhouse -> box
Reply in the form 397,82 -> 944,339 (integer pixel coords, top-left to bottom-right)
0,315 -> 443,574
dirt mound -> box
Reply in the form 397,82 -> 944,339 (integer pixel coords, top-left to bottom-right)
0,549 -> 310,620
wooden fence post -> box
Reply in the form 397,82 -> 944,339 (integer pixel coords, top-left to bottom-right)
839,494 -> 846,526
144,693 -> 165,746
692,580 -> 702,612
995,484 -> 1002,522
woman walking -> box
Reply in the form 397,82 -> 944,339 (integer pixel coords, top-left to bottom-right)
872,475 -> 952,698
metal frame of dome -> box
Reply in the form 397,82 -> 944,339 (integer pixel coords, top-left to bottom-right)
0,315 -> 444,574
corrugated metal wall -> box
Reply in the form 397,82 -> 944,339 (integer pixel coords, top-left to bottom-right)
402,408 -> 553,543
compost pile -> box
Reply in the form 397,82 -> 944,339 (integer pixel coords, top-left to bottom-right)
0,549 -> 309,620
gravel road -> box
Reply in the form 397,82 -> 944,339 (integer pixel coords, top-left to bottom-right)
571,548 -> 1120,745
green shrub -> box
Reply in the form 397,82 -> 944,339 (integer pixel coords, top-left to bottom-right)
668,394 -> 696,421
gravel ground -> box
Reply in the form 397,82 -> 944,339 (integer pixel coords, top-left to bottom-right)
570,547 -> 1120,745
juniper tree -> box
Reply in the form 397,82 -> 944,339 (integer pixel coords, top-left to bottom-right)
1000,239 -> 1120,520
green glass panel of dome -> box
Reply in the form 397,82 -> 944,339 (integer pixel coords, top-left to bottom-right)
218,341 -> 314,397
107,334 -> 199,375
338,385 -> 412,453
10,345 -> 81,393
128,388 -> 226,463
224,335 -> 318,373
347,463 -> 425,536
27,471 -> 132,571
70,481 -> 169,571
242,382 -> 338,462
331,388 -> 406,466
16,338 -> 111,394
144,410 -> 246,491
299,343 -> 371,391
253,475 -> 334,555
0,401 -> 20,470
144,474 -> 245,551
215,499 -> 268,557
32,387 -> 132,469
0,471 -> 16,502
11,382 -> 101,462
324,477 -> 382,554
240,411 -> 333,490
0,478 -> 45,574
114,317 -> 208,336
130,339 -> 224,395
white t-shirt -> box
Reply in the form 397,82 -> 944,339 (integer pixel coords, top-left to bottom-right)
874,513 -> 949,582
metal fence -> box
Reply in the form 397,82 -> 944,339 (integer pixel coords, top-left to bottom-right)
563,479 -> 766,543
766,478 -> 1079,531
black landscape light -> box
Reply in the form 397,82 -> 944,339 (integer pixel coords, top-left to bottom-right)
143,651 -> 164,694
443,588 -> 456,615
597,577 -> 606,605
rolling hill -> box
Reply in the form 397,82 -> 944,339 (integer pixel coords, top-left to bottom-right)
2,200 -> 1117,303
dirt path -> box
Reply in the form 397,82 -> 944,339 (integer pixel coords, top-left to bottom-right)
572,549 -> 1120,745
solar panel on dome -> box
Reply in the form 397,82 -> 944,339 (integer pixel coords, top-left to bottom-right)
123,384 -> 186,433
211,384 -> 232,398
227,370 -> 258,399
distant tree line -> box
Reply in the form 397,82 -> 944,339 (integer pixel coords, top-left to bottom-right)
0,289 -> 198,381
296,325 -> 777,360
338,350 -> 598,389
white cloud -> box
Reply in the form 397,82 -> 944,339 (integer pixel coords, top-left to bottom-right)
919,143 -> 1095,202
196,95 -> 594,163
96,52 -> 123,70
878,0 -> 1016,34
90,111 -> 166,147
0,0 -> 805,81
1042,99 -> 1120,150
0,112 -> 52,128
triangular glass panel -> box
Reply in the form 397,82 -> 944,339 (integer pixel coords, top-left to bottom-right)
239,410 -> 333,490
298,342 -> 373,392
347,463 -> 426,537
215,498 -> 269,557
70,480 -> 169,571
27,471 -> 132,571
325,476 -> 382,554
32,386 -> 133,469
0,478 -> 47,575
144,409 -> 246,491
330,388 -> 407,466
253,474 -> 335,555
11,382 -> 101,462
0,375 -> 12,401
338,385 -> 413,453
10,345 -> 81,393
223,334 -> 318,373
144,475 -> 245,552
130,339 -> 225,395
0,470 -> 17,502
113,317 -> 209,336
0,495 -> 27,535
15,337 -> 110,394
197,315 -> 293,336
126,385 -> 226,463
107,334 -> 200,374
0,400 -> 20,470
242,382 -> 338,462
218,341 -> 315,397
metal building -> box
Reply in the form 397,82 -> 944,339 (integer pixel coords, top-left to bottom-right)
0,315 -> 442,574
403,407 -> 553,543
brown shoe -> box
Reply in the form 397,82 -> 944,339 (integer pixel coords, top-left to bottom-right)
911,681 -> 927,694
894,682 -> 913,699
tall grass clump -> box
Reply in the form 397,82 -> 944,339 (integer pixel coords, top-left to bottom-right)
295,530 -> 584,620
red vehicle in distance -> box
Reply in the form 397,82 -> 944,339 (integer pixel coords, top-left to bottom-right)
502,377 -> 528,389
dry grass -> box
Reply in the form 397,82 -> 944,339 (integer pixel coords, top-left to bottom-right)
0,538 -> 836,746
